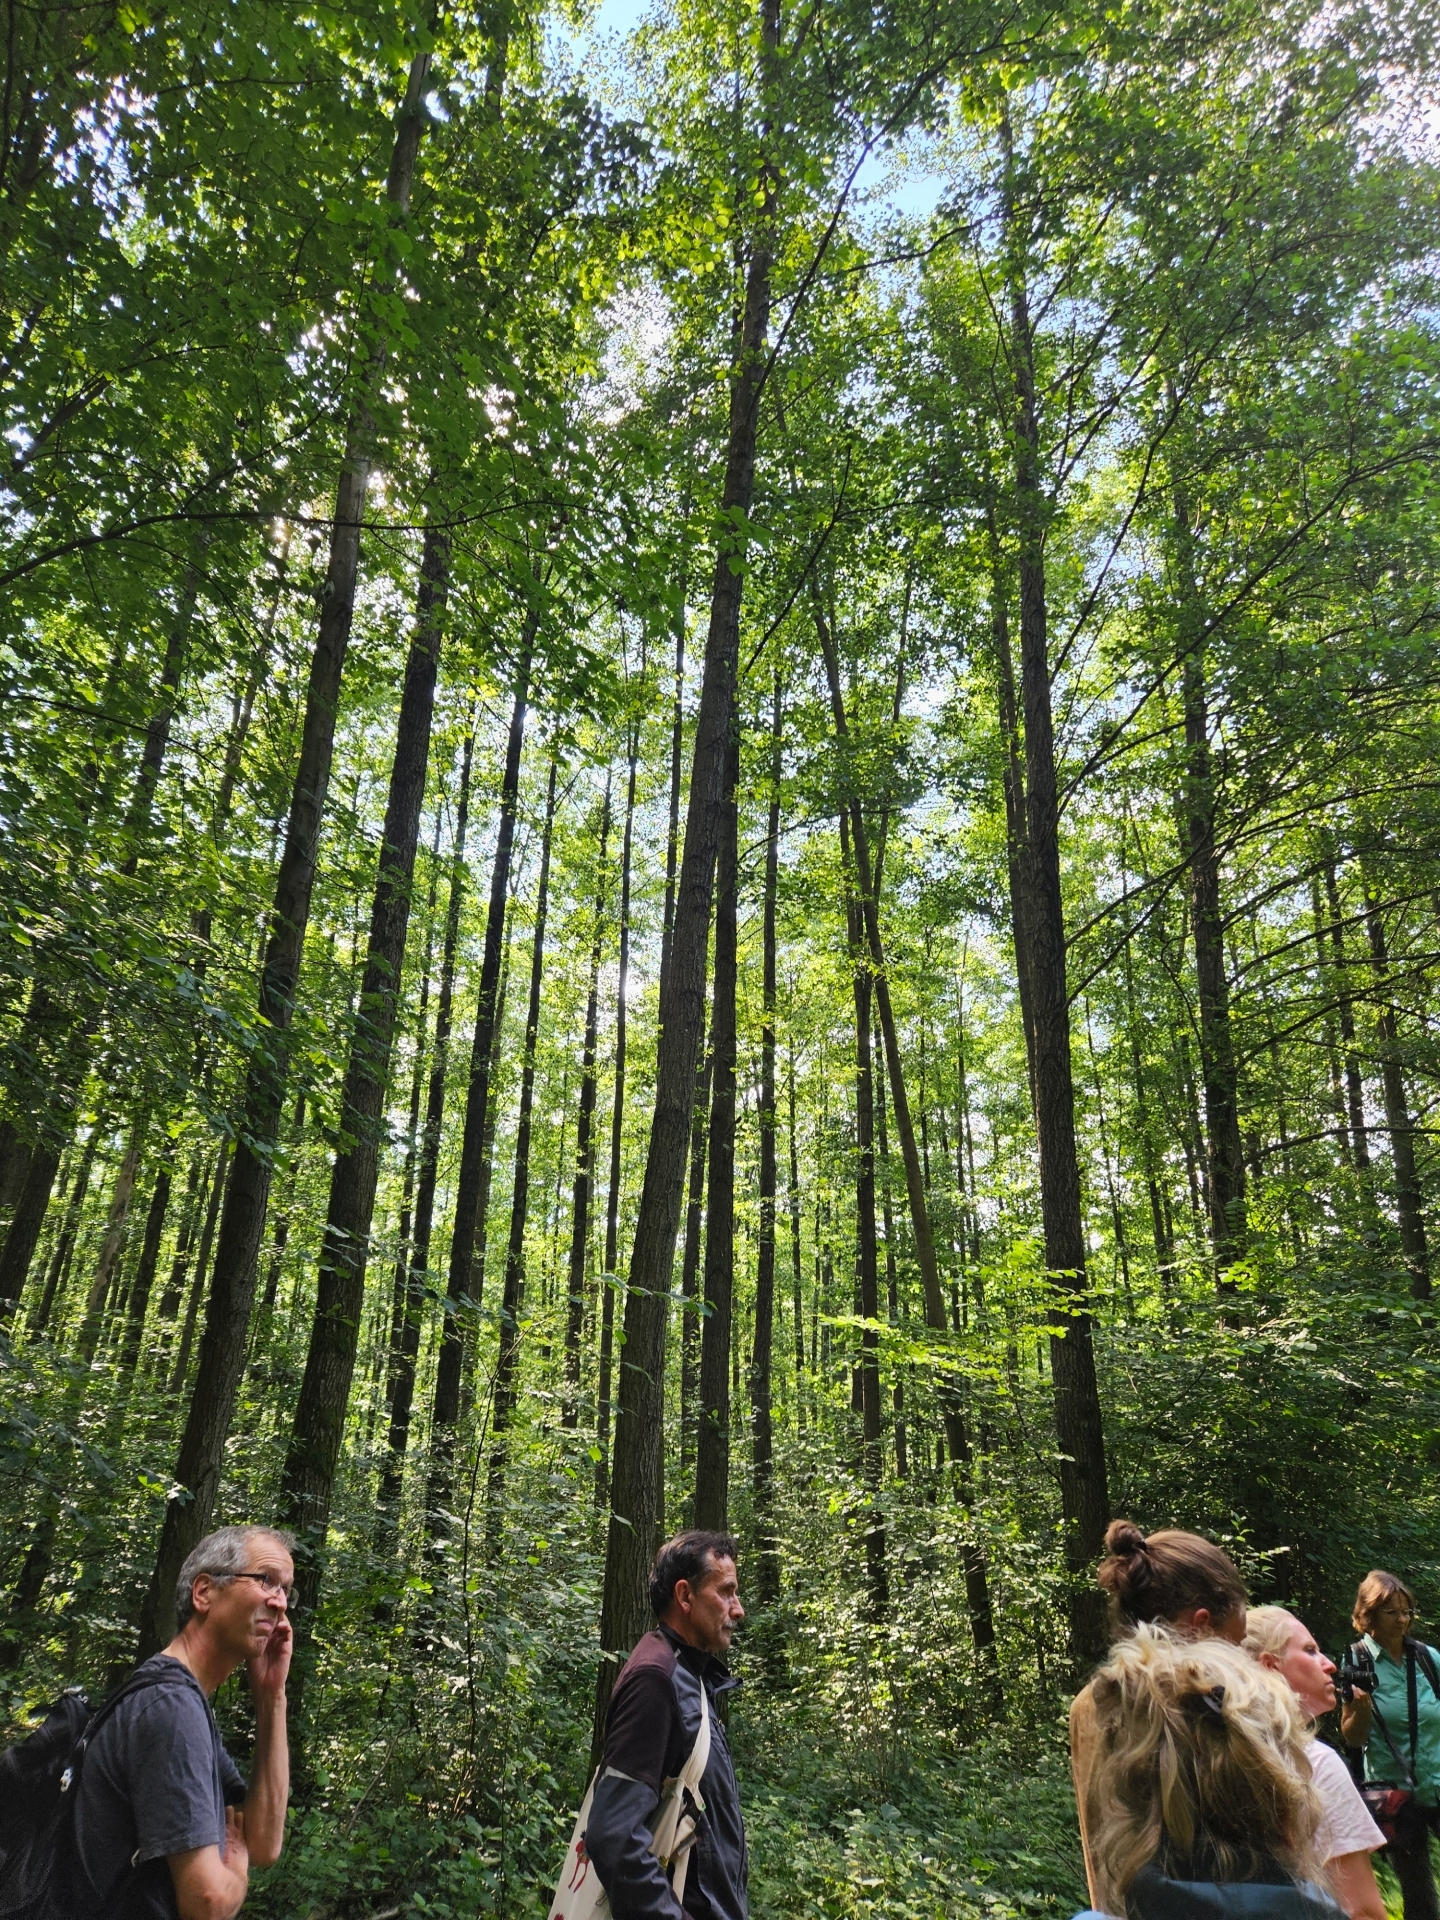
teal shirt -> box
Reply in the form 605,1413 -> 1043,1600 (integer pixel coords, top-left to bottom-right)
1361,1634 -> 1440,1804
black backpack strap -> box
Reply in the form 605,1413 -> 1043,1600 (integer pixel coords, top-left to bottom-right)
1407,1638 -> 1440,1702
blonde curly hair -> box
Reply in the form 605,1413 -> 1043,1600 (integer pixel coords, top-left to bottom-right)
1089,1624 -> 1324,1906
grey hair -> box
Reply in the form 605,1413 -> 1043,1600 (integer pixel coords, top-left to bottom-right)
175,1524 -> 296,1630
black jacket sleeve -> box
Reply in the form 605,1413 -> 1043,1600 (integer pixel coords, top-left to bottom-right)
585,1769 -> 684,1920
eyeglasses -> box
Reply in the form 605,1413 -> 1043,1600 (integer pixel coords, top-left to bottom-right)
1380,1603 -> 1415,1619
225,1570 -> 294,1603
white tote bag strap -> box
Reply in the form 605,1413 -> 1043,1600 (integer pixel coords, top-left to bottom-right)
666,1688 -> 713,1909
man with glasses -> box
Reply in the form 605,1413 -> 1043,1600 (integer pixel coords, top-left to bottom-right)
71,1524 -> 295,1919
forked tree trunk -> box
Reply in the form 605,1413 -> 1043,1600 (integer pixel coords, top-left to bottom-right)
135,49 -> 435,1660
593,3 -> 777,1749
694,723 -> 739,1533
280,525 -> 449,1629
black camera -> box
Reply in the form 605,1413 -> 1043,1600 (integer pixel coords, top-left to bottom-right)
1336,1645 -> 1377,1704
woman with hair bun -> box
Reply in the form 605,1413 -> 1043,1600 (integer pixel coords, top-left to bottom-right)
1073,1521 -> 1251,1913
1086,1627 -> 1338,1920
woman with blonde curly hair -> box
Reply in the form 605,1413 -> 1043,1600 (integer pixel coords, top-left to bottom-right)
1086,1628 -> 1338,1920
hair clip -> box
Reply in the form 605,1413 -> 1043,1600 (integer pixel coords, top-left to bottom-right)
1183,1685 -> 1226,1720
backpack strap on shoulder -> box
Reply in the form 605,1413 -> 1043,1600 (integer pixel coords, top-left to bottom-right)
1406,1638 -> 1440,1701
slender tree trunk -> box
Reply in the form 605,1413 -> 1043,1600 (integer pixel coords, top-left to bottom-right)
427,635 -> 534,1534
30,1123 -> 102,1337
987,518 -> 1038,1109
813,597 -> 998,1664
155,1148 -> 208,1328
1003,170 -> 1109,1666
1311,877 -> 1352,1163
661,606 -> 686,986
401,718 -> 476,1466
678,1051 -> 711,1511
787,1045 -> 805,1429
74,1127 -> 143,1364
116,1140 -> 175,1378
562,786 -> 611,1427
593,13 -> 777,1746
596,735 -> 639,1505
874,1020 -> 906,1480
170,1140 -> 231,1396
135,51 -> 435,1660
487,754 -> 559,1534
280,524 -> 449,1628
840,815 -> 887,1620
1325,858 -> 1371,1176
376,825 -> 440,1527
1365,889 -> 1430,1298
750,679 -> 781,1603
695,723 -> 739,1533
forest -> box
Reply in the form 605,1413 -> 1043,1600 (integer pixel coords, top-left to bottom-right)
2,0 -> 1439,1913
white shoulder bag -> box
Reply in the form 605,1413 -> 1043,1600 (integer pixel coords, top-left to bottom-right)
547,1688 -> 713,1920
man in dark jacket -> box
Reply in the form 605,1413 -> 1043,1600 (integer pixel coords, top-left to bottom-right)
587,1530 -> 747,1920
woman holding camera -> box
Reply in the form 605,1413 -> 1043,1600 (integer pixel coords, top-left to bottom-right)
1244,1607 -> 1385,1920
1340,1572 -> 1440,1920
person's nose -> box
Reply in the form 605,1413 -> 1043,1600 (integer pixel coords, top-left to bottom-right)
1322,1656 -> 1336,1676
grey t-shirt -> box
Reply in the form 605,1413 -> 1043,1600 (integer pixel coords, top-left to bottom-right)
71,1655 -> 247,1918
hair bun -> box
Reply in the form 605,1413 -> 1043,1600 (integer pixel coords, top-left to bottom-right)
1104,1520 -> 1148,1559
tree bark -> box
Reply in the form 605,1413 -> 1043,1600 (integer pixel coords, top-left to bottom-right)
840,815 -> 887,1620
562,784 -> 612,1427
116,1140 -> 175,1378
74,1126 -> 143,1365
695,722 -> 739,1534
1003,179 -> 1110,1667
787,1045 -> 805,1428
1364,889 -> 1429,1298
135,46 -> 435,1660
749,678 -> 781,1604
597,732 -> 639,1506
29,1122 -> 103,1338
280,523 -> 449,1627
593,8 -> 776,1745
678,1051 -> 711,1508
1325,858 -> 1372,1176
169,1140 -> 231,1397
428,633 -> 534,1523
487,753 -> 559,1533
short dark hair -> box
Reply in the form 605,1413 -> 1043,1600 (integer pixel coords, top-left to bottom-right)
649,1530 -> 738,1617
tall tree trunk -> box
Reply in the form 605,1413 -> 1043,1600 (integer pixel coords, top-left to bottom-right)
840,815 -> 887,1620
1003,165 -> 1109,1666
597,733 -> 639,1506
678,1051 -> 711,1511
561,785 -> 612,1427
74,1126 -> 143,1364
29,1123 -> 103,1337
280,525 -> 449,1629
813,598 -> 997,1667
135,48 -> 435,1660
376,821 -> 440,1529
749,678 -> 781,1604
695,723 -> 739,1533
987,514 -> 1038,1109
593,9 -> 777,1747
169,1140 -> 231,1396
1310,877 -> 1352,1163
487,753 -> 559,1533
116,1140 -> 175,1378
398,719 -> 476,1485
874,1020 -> 906,1480
1325,857 -> 1372,1176
661,605 -> 686,985
787,1045 -> 805,1428
428,633 -> 534,1530
1365,889 -> 1430,1298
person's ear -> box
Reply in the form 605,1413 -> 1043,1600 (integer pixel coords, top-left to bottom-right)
190,1575 -> 213,1619
1191,1607 -> 1212,1633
